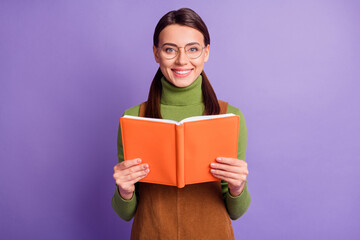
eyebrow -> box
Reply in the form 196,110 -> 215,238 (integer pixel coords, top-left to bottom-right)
161,42 -> 200,47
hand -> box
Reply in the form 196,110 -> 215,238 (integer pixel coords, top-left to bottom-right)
113,158 -> 150,200
210,157 -> 249,196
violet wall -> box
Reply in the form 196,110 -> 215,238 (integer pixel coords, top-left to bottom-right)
1,0 -> 359,239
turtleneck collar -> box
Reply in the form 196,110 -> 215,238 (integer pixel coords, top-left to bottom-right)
160,75 -> 203,106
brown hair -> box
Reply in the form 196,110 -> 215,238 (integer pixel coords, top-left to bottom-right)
145,8 -> 220,118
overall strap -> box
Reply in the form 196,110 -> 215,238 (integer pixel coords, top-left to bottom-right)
139,102 -> 147,117
218,100 -> 228,114
138,100 -> 228,117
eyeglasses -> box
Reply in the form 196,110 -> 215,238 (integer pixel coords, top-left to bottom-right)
158,43 -> 206,60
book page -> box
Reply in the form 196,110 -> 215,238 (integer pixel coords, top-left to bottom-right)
122,115 -> 178,124
179,113 -> 235,124
123,113 -> 236,125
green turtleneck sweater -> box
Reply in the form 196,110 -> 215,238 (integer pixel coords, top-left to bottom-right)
112,75 -> 251,221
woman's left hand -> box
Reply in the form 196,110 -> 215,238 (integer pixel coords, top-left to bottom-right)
210,157 -> 249,197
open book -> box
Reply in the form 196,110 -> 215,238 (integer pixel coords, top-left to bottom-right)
120,114 -> 240,188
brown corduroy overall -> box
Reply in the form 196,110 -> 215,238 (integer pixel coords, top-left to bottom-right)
130,100 -> 235,240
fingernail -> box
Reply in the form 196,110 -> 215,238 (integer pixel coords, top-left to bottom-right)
216,157 -> 222,161
210,163 -> 215,167
137,159 -> 141,163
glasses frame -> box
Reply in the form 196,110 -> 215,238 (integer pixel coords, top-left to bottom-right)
157,42 -> 206,60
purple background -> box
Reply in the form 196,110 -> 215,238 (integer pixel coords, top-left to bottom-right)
1,0 -> 359,239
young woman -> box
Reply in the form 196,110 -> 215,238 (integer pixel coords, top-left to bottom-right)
112,8 -> 250,240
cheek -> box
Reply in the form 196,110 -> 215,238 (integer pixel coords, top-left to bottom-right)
192,58 -> 205,69
158,60 -> 174,78
159,59 -> 172,70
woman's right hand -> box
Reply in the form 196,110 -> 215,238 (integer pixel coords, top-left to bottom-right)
113,158 -> 150,200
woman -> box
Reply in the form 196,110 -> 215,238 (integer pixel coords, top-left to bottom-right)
112,8 -> 250,240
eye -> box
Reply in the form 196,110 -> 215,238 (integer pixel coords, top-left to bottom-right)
189,47 -> 199,52
186,44 -> 200,52
165,47 -> 176,53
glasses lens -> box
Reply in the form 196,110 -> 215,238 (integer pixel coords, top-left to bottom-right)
185,43 -> 203,59
160,45 -> 178,59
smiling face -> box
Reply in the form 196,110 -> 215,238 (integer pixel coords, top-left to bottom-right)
153,24 -> 210,87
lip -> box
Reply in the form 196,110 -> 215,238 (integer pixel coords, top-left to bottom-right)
171,68 -> 193,78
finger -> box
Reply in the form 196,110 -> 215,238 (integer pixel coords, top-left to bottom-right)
210,162 -> 245,174
210,169 -> 247,181
123,163 -> 149,176
216,157 -> 247,167
128,172 -> 150,185
118,158 -> 142,170
122,168 -> 150,182
211,163 -> 249,175
212,173 -> 247,185
113,163 -> 149,181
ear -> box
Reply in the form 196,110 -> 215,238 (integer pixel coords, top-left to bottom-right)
153,45 -> 160,63
204,44 -> 210,63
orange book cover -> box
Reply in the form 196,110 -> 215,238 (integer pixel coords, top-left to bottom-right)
120,114 -> 239,188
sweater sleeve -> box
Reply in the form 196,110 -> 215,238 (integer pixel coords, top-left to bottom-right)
111,105 -> 141,221
222,105 -> 251,220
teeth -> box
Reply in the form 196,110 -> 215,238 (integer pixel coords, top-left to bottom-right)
174,70 -> 191,74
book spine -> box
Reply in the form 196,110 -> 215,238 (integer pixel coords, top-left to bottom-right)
235,116 -> 240,157
175,124 -> 185,188
120,118 -> 127,160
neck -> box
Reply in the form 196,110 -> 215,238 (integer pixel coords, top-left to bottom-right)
160,75 -> 203,106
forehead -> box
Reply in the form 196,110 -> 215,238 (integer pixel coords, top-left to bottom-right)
158,24 -> 204,46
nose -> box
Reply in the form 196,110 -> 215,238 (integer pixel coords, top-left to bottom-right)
175,48 -> 188,65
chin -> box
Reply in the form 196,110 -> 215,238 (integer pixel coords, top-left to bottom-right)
171,74 -> 197,87
173,79 -> 194,88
